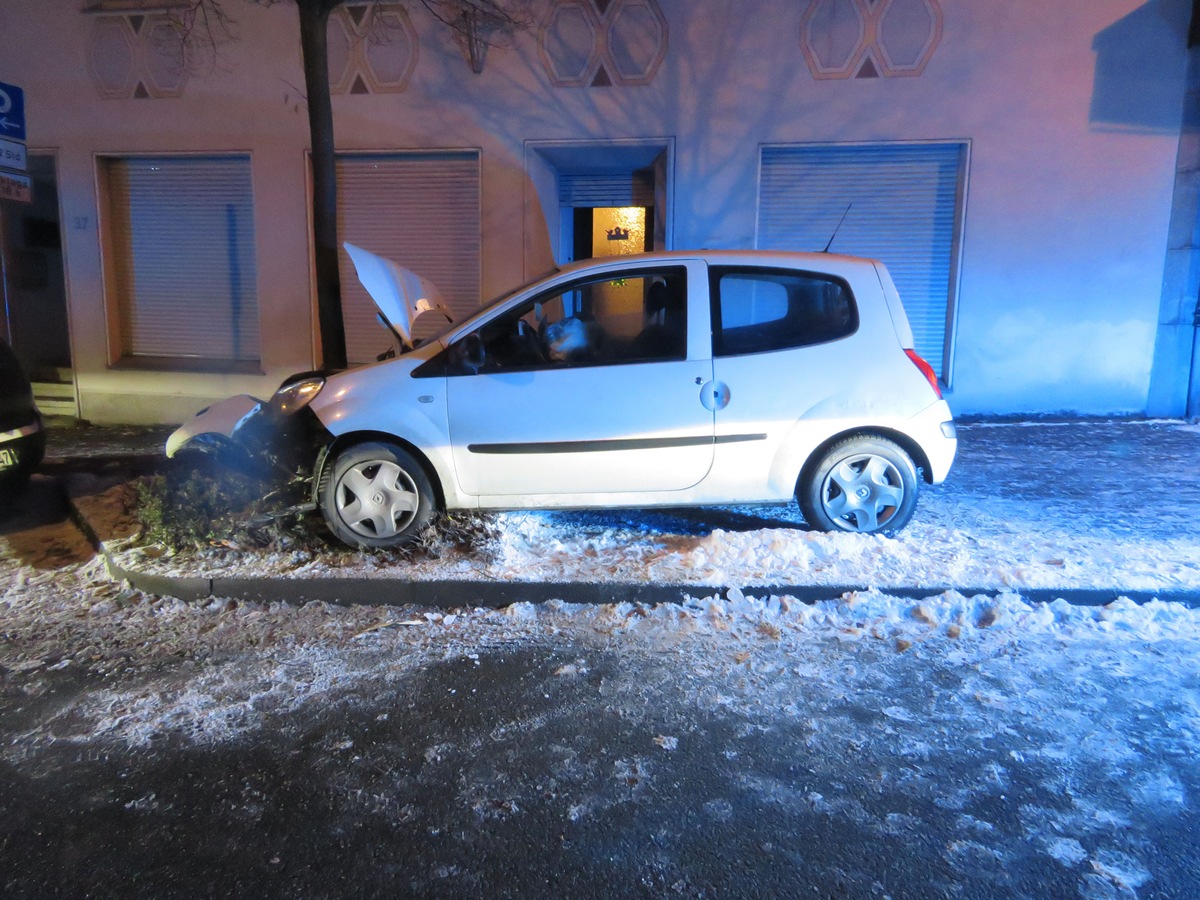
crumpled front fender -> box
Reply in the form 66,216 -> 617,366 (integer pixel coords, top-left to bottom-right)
165,393 -> 329,480
165,394 -> 263,459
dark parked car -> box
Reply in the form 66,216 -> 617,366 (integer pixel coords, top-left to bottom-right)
0,338 -> 45,501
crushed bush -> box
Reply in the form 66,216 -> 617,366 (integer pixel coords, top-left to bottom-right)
135,457 -> 500,561
135,458 -> 314,552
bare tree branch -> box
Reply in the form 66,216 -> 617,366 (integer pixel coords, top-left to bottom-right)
417,0 -> 535,72
417,0 -> 532,35
177,0 -> 239,46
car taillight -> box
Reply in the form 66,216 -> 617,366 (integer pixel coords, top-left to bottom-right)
905,349 -> 942,399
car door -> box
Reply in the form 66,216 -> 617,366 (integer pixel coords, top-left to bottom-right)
445,260 -> 715,498
706,264 -> 863,499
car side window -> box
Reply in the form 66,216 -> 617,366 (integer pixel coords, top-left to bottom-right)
710,267 -> 857,357
448,267 -> 688,374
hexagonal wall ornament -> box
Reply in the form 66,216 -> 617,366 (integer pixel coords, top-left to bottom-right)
540,3 -> 602,86
801,0 -> 942,80
328,3 -> 418,95
877,0 -> 941,73
539,0 -> 667,88
143,17 -> 188,94
89,17 -> 137,98
802,0 -> 865,74
88,14 -> 188,99
607,0 -> 667,84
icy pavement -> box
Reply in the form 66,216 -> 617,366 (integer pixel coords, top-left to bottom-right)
2,418 -> 1199,896
2,558 -> 1199,896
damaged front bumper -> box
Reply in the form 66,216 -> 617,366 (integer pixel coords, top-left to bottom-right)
165,388 -> 332,484
166,394 -> 261,460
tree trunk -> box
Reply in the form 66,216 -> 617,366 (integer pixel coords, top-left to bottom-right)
298,0 -> 347,370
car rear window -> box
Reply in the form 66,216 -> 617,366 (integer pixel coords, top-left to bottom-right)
710,267 -> 857,356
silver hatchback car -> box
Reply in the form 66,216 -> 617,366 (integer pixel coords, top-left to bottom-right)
169,247 -> 956,548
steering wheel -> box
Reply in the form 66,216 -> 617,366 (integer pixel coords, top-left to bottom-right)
514,318 -> 545,362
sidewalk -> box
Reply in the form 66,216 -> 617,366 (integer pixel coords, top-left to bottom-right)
42,418 -> 173,471
39,416 -> 1200,609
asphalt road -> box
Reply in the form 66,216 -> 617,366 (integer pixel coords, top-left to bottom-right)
3,600 -> 1198,898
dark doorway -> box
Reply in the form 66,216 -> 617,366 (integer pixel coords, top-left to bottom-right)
0,154 -> 74,415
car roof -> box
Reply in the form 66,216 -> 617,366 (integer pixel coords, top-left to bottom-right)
553,248 -> 882,277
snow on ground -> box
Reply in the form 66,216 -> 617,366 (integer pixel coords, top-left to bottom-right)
5,485 -> 1200,751
12,580 -> 1199,748
5,420 -> 1200,895
70,419 -> 1200,591
8,477 -> 1200,754
6,419 -> 1196,708
82,491 -> 1200,591
5,536 -> 1200,896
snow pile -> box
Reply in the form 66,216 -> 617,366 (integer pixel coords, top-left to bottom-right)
489,514 -> 1200,590
526,586 -> 1200,648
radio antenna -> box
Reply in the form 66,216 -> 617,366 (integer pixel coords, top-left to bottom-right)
822,203 -> 853,253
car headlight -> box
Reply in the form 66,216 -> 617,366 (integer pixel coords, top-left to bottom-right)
272,375 -> 325,414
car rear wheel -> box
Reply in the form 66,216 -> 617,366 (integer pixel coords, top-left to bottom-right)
799,436 -> 919,536
320,442 -> 436,549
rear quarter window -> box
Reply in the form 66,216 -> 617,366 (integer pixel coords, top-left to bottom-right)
710,267 -> 858,356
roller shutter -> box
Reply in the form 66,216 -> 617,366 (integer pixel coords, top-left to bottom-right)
558,170 -> 655,207
103,155 -> 260,362
758,143 -> 966,378
336,152 -> 481,365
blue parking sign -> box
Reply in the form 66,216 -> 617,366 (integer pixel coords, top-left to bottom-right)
0,82 -> 26,143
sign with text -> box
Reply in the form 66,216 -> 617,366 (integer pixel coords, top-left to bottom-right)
0,138 -> 26,172
0,81 -> 26,143
0,170 -> 31,204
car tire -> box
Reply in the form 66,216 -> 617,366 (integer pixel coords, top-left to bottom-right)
320,442 -> 436,549
799,435 -> 919,536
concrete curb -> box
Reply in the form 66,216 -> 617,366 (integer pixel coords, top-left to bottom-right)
110,572 -> 1200,610
60,475 -> 1200,611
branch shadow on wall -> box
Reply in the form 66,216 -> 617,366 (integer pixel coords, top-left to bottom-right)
413,1 -> 787,273
1090,0 -> 1191,133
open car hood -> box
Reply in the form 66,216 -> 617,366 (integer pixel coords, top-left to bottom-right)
343,242 -> 451,347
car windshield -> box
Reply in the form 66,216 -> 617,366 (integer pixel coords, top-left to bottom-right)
412,267 -> 560,349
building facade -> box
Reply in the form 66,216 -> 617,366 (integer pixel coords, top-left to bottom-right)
0,0 -> 1197,423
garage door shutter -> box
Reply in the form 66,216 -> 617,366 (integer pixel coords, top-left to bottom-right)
336,152 -> 481,365
103,155 -> 260,363
758,143 -> 966,379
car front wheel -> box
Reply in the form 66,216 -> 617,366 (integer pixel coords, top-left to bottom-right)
799,436 -> 919,536
320,442 -> 436,549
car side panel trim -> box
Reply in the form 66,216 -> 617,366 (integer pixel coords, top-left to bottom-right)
467,433 -> 767,455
